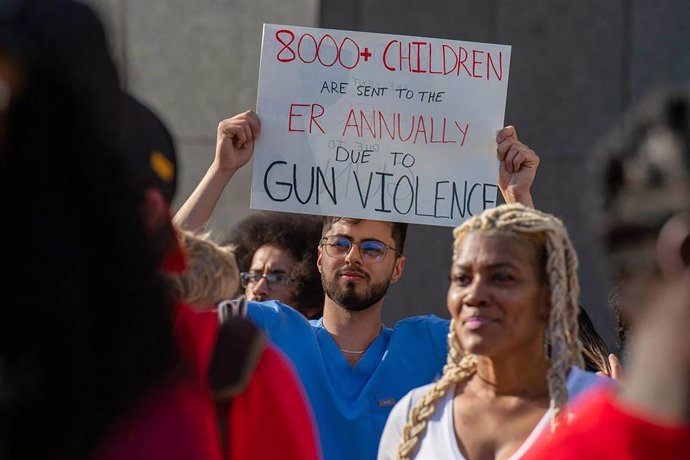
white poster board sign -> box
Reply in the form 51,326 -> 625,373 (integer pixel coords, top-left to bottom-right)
251,24 -> 511,227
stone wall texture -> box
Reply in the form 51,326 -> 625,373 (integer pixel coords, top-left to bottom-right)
84,0 -> 690,350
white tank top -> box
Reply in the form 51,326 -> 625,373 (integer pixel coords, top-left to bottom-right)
377,366 -> 608,460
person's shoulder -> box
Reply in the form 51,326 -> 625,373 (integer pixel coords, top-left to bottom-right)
392,314 -> 449,331
387,384 -> 430,421
392,315 -> 450,344
308,316 -> 324,327
378,382 -> 439,460
568,366 -> 609,384
388,315 -> 449,363
246,300 -> 312,328
566,366 -> 611,401
247,299 -> 296,314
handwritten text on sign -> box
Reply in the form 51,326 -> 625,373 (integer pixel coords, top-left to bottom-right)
251,24 -> 511,227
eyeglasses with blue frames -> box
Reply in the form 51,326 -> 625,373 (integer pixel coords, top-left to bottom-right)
319,235 -> 401,263
240,271 -> 293,289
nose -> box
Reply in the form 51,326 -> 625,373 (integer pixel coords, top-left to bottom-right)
463,277 -> 489,307
250,276 -> 270,300
344,242 -> 363,265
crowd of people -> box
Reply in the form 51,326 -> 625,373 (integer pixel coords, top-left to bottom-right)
1,1 -> 689,459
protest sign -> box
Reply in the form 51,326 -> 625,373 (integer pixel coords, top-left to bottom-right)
251,24 -> 511,227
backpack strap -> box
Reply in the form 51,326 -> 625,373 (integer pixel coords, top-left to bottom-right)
209,296 -> 265,456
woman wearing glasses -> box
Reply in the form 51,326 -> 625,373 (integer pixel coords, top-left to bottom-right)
378,204 -> 607,460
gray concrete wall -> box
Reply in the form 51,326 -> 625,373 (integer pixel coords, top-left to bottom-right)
82,0 -> 319,234
321,0 -> 690,349
84,0 -> 690,349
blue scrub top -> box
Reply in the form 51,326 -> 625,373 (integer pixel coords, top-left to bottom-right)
247,300 -> 449,460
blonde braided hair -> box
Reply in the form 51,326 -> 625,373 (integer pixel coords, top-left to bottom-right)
397,204 -> 584,459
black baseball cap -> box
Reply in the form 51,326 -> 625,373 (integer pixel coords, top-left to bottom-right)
121,94 -> 178,203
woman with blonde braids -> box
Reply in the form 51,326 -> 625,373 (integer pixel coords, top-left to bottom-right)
378,204 -> 607,460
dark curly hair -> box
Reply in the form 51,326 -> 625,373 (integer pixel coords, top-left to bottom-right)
577,306 -> 611,374
225,212 -> 324,318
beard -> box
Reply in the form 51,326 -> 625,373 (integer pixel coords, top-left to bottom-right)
321,265 -> 392,311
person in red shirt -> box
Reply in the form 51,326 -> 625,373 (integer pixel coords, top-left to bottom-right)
167,230 -> 321,460
527,278 -> 690,460
121,81 -> 321,460
0,2 -> 220,458
526,90 -> 690,459
0,2 -> 319,458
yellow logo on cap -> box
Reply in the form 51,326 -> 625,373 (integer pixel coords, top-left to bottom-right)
150,150 -> 175,183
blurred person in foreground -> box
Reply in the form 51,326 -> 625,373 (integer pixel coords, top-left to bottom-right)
0,1 -> 320,459
0,1 -> 220,458
122,94 -> 322,460
526,89 -> 690,459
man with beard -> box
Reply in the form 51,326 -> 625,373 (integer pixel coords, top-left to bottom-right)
244,216 -> 449,460
175,111 -> 540,460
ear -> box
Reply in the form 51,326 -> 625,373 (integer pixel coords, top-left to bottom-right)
316,245 -> 324,274
389,255 -> 406,284
142,188 -> 170,231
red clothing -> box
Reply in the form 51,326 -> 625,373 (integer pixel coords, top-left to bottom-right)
95,378 -> 222,460
94,305 -> 222,460
96,304 -> 320,459
177,304 -> 322,460
526,388 -> 690,460
229,345 -> 322,460
175,302 -> 219,376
